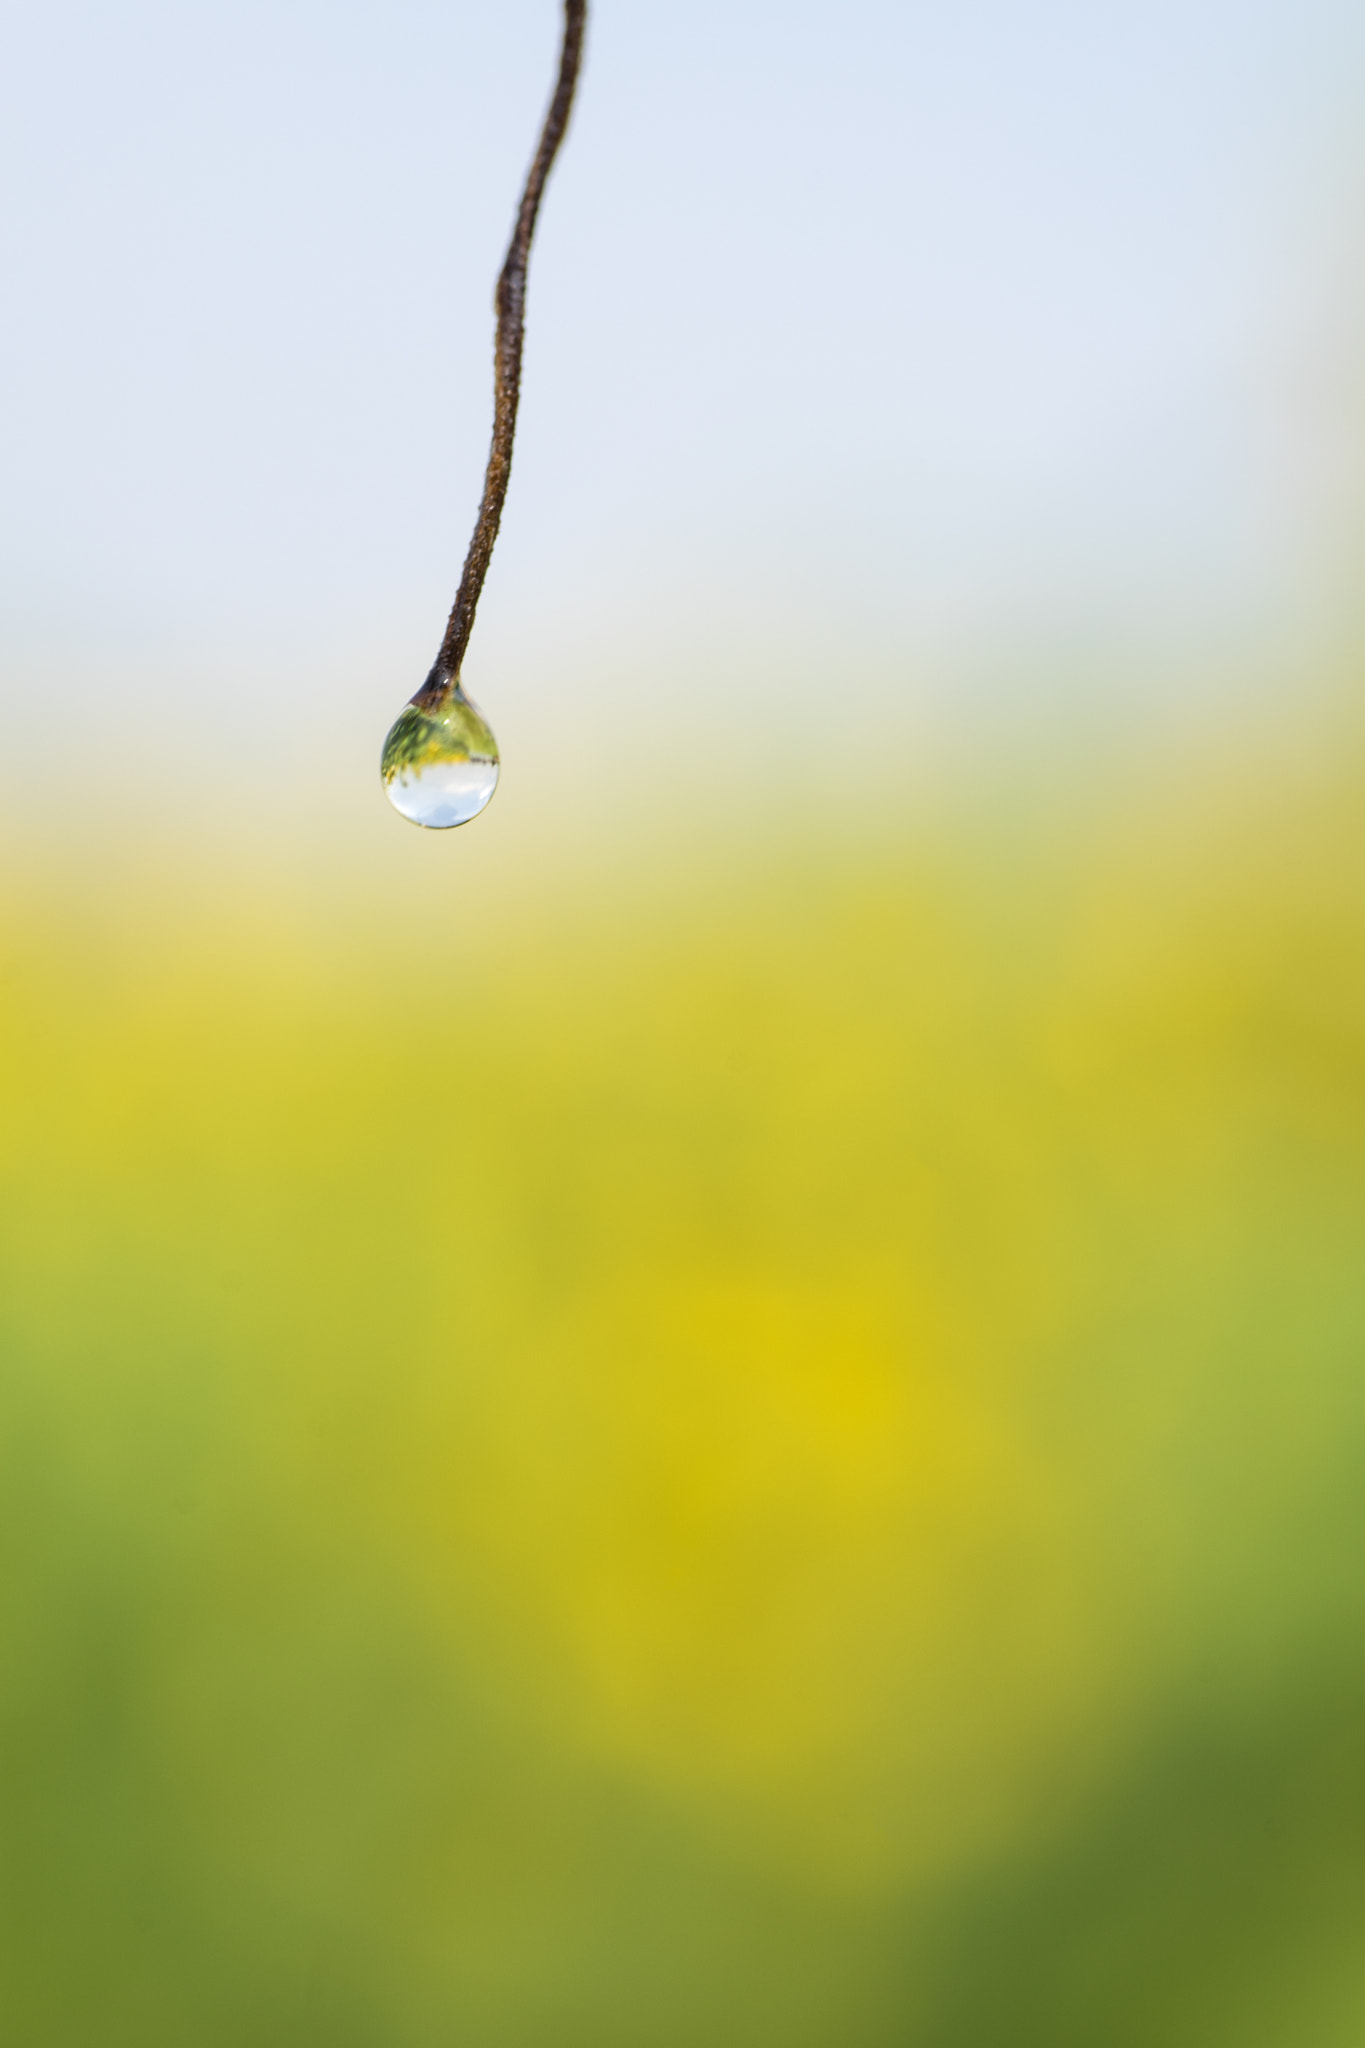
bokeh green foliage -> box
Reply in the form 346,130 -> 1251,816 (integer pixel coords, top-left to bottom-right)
3,721 -> 1365,2044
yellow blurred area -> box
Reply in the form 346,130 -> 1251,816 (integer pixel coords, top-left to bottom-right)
3,701 -> 1365,2042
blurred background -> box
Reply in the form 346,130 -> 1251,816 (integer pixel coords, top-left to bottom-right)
3,0 -> 1365,2039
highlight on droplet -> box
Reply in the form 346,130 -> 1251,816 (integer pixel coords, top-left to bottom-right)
380,684 -> 500,829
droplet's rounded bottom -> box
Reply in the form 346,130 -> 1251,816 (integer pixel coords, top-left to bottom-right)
384,756 -> 499,828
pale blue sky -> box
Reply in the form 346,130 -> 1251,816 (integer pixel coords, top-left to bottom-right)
1,0 -> 1361,843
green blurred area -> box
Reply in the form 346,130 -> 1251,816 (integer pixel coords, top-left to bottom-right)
3,718 -> 1365,2044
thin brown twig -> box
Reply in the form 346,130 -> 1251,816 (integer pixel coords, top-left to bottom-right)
420,0 -> 587,702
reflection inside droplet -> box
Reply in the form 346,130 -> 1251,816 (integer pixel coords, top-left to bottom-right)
381,681 -> 500,829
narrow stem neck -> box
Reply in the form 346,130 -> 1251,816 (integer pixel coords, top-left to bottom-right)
412,661 -> 460,712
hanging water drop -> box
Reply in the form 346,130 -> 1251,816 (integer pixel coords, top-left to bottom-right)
380,680 -> 499,829
378,0 -> 585,831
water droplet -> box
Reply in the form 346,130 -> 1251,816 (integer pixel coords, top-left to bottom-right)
380,682 -> 500,829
